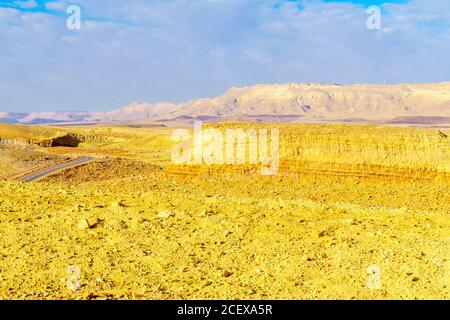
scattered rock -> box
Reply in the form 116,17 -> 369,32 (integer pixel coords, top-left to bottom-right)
111,201 -> 127,209
203,280 -> 213,287
74,204 -> 87,212
78,219 -> 91,230
222,270 -> 233,278
157,210 -> 175,219
78,218 -> 99,230
206,209 -> 218,216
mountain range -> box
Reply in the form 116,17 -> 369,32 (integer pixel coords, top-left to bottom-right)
2,82 -> 450,125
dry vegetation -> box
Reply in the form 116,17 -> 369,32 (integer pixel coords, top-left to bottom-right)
0,123 -> 448,300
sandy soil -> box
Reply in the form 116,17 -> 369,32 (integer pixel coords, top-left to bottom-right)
0,124 -> 448,300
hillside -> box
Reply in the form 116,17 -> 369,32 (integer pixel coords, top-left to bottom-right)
1,82 -> 450,125
0,123 -> 449,299
164,82 -> 450,121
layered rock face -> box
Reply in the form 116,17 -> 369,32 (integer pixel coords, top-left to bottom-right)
166,123 -> 450,180
279,124 -> 449,179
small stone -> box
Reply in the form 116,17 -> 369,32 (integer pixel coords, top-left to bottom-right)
203,280 -> 213,287
78,219 -> 91,230
206,209 -> 218,216
199,210 -> 207,217
73,204 -> 86,212
111,201 -> 127,209
157,210 -> 175,219
318,230 -> 327,237
86,293 -> 98,300
222,270 -> 233,278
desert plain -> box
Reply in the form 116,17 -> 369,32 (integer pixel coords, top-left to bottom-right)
0,122 -> 449,300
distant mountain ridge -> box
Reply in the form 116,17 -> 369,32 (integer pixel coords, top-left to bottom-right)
2,82 -> 450,125
0,111 -> 100,124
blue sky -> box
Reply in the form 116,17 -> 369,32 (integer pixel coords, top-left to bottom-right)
0,0 -> 449,112
0,0 -> 412,10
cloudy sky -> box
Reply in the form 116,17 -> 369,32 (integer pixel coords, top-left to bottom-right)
0,0 -> 449,112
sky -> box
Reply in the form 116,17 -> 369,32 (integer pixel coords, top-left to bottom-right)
0,0 -> 449,112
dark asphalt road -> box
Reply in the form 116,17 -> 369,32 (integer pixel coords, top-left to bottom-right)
17,156 -> 94,182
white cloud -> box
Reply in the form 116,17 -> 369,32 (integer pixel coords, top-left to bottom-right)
44,1 -> 69,12
0,0 -> 449,112
0,7 -> 19,21
14,0 -> 38,9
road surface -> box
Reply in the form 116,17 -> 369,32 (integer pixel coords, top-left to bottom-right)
17,156 -> 94,182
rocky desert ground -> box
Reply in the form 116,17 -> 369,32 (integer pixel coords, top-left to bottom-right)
0,122 -> 448,300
